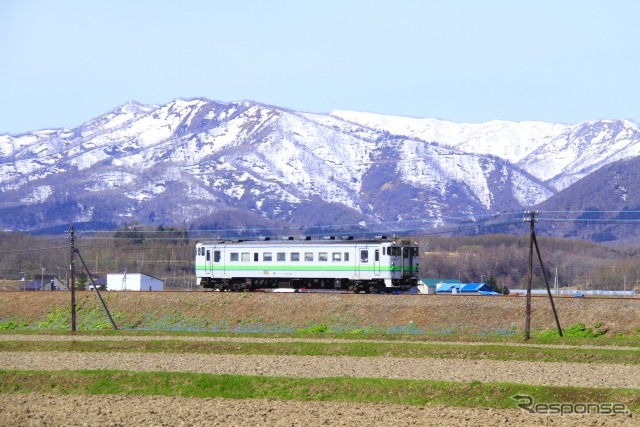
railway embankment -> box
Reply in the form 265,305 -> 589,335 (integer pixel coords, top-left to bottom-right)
1,291 -> 638,334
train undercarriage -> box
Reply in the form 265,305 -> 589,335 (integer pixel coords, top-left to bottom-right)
199,277 -> 414,294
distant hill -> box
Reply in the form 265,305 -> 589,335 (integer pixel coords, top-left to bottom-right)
535,156 -> 640,244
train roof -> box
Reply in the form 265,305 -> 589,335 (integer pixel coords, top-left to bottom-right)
197,236 -> 415,246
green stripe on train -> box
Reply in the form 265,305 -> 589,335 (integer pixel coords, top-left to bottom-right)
195,265 -> 418,272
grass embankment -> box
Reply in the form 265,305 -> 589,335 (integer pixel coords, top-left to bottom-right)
1,370 -> 639,412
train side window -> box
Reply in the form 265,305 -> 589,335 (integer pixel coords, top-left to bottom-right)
263,252 -> 273,262
332,252 -> 341,262
375,249 -> 380,262
360,250 -> 369,263
213,251 -> 221,262
344,252 -> 349,262
319,252 -> 328,262
277,252 -> 286,262
291,252 -> 300,262
254,253 -> 258,262
206,250 -> 210,261
241,252 -> 250,262
304,252 -> 313,261
230,252 -> 239,262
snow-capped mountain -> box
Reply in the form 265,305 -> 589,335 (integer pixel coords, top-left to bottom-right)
1,98 -> 639,235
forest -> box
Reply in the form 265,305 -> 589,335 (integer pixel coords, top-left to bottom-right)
1,226 -> 639,292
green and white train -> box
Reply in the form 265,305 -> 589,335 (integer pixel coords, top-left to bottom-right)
195,237 -> 419,293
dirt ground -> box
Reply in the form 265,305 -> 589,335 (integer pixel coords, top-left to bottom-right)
1,293 -> 639,426
3,348 -> 640,388
1,393 -> 636,427
1,334 -> 638,426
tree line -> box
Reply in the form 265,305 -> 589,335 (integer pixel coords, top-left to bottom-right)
1,229 -> 639,291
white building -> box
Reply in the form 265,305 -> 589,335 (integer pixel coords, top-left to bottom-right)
106,273 -> 164,291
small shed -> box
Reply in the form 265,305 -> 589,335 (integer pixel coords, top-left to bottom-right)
106,273 -> 164,291
86,275 -> 108,290
23,275 -> 66,291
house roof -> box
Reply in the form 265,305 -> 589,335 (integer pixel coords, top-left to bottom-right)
435,282 -> 461,292
460,283 -> 489,292
23,281 -> 44,291
460,283 -> 501,295
421,278 -> 460,286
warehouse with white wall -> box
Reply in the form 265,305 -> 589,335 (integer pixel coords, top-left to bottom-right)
106,273 -> 164,291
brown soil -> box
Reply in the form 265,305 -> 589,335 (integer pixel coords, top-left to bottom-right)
1,393 -> 635,427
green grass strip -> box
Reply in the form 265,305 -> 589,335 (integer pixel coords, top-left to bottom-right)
1,370 -> 638,413
1,339 -> 638,365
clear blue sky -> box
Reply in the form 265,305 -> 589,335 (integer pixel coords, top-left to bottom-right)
1,0 -> 639,134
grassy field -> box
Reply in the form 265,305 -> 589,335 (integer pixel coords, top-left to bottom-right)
2,369 -> 639,411
1,334 -> 640,364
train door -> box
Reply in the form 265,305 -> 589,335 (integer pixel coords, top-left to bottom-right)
357,246 -> 369,279
205,247 -> 223,274
401,246 -> 417,278
205,248 -> 212,274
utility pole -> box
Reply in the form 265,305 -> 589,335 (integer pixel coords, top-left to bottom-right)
524,211 -> 534,340
69,225 -> 77,332
524,211 -> 563,340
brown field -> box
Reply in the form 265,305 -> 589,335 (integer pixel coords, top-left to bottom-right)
1,291 -> 639,426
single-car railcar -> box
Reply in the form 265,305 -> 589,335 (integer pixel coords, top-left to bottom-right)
195,237 -> 419,293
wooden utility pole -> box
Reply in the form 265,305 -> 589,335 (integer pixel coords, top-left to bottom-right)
524,211 -> 563,340
69,225 -> 77,332
524,212 -> 534,339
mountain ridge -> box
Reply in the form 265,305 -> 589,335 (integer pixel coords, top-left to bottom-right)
1,98 -> 638,239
